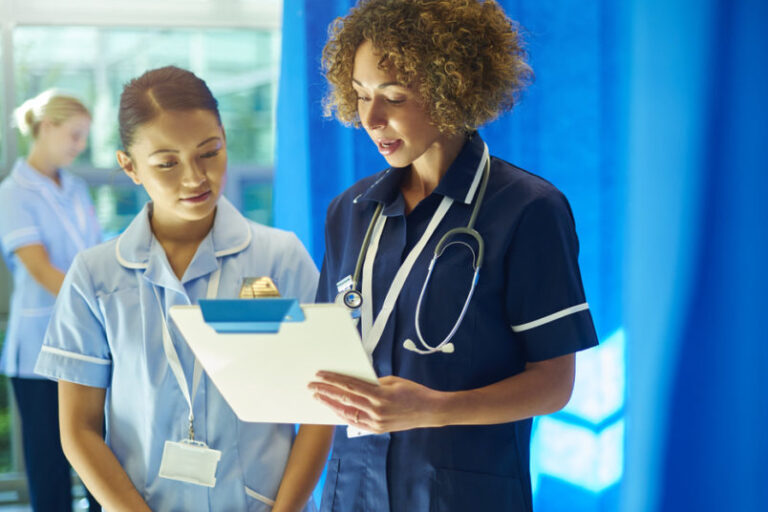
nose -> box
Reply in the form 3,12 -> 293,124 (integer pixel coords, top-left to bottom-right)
75,135 -> 88,154
360,98 -> 387,131
181,158 -> 207,187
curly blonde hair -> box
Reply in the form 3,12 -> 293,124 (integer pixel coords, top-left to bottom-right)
322,0 -> 533,134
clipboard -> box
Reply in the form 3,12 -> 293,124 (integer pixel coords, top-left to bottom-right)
168,302 -> 378,425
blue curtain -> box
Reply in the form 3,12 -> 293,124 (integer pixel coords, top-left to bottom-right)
275,0 -> 624,510
275,2 -> 768,510
622,0 -> 768,511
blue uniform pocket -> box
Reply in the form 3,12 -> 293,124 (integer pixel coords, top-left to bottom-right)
430,467 -> 527,512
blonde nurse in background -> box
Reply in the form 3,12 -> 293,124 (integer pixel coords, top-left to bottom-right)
0,91 -> 101,511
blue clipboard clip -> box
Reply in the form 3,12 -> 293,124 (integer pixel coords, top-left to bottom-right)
198,298 -> 305,333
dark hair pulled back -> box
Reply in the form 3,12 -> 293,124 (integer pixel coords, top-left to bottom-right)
118,66 -> 221,151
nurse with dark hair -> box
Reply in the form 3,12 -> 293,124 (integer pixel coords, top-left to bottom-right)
36,66 -> 332,512
309,1 -> 599,510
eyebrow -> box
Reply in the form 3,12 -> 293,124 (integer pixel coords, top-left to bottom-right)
352,78 -> 404,89
148,136 -> 222,157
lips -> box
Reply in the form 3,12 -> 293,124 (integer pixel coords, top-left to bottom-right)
181,190 -> 212,203
376,138 -> 403,156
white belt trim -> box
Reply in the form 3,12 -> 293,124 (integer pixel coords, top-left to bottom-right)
511,303 -> 590,333
40,346 -> 111,365
245,485 -> 276,506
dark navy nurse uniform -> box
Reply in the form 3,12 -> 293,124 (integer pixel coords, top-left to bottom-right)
317,133 -> 598,512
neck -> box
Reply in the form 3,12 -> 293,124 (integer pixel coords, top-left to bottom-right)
402,132 -> 466,212
151,207 -> 216,279
26,144 -> 61,185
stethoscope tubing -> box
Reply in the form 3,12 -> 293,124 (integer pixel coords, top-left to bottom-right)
344,144 -> 492,355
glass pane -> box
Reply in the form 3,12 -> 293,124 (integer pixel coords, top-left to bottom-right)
14,27 -> 278,168
240,179 -> 273,226
13,26 -> 279,233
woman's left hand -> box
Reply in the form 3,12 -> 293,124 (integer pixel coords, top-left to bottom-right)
309,372 -> 444,433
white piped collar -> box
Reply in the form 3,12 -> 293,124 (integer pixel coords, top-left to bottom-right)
115,196 -> 252,270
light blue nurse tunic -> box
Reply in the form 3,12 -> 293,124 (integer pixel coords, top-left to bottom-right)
35,197 -> 319,512
0,158 -> 101,378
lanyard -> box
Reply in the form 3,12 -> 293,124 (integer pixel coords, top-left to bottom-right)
154,266 -> 221,440
357,143 -> 489,359
360,196 -> 454,358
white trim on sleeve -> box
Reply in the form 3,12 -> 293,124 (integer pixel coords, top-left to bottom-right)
40,346 -> 111,365
2,226 -> 41,246
511,303 -> 590,333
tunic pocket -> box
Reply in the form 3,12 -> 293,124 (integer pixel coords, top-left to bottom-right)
245,485 -> 275,511
430,467 -> 527,512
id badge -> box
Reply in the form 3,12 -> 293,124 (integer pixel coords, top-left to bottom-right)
158,439 -> 221,487
346,425 -> 375,438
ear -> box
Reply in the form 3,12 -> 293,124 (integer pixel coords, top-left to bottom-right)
116,150 -> 141,185
37,118 -> 55,137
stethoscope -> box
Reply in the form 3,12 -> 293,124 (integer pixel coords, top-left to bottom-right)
336,144 -> 490,355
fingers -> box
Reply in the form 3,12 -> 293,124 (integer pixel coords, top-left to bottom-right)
312,392 -> 370,427
315,371 -> 380,393
310,381 -> 370,406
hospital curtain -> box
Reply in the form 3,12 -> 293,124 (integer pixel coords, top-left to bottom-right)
622,0 -> 768,511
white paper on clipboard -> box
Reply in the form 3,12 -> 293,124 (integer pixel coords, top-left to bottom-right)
168,303 -> 378,425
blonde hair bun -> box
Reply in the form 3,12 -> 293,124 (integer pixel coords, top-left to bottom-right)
13,89 -> 90,138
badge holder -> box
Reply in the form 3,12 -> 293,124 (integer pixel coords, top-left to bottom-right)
346,425 -> 375,438
159,437 -> 222,487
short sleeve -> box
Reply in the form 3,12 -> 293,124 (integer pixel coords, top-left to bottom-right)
34,254 -> 113,387
505,190 -> 598,362
0,186 -> 42,261
275,232 -> 320,303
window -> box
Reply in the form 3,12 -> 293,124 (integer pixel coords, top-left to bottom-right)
12,26 -> 279,237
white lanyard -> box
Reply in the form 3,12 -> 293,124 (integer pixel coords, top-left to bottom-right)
154,266 -> 221,440
360,196 -> 454,358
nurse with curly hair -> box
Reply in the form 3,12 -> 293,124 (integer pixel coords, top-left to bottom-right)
309,1 -> 599,510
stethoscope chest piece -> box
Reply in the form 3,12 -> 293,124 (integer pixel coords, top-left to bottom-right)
342,289 -> 362,310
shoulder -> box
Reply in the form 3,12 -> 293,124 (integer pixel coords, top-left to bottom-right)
240,221 -> 315,273
487,158 -> 573,221
246,221 -> 306,254
0,173 -> 36,205
68,238 -> 125,291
